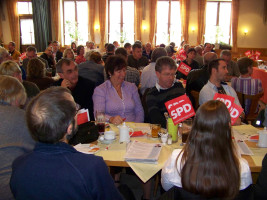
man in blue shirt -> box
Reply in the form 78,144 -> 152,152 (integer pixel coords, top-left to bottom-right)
10,87 -> 123,200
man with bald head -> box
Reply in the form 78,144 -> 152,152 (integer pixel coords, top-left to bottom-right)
186,52 -> 218,99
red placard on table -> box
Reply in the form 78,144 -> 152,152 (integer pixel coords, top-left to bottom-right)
244,50 -> 251,57
213,93 -> 243,125
177,62 -> 192,76
165,94 -> 195,125
77,109 -> 90,125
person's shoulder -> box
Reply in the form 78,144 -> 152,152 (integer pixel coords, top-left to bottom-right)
23,80 -> 39,88
147,86 -> 158,96
78,76 -> 95,87
123,81 -> 137,89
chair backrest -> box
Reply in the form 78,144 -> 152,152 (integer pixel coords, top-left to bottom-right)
190,90 -> 200,110
236,91 -> 264,122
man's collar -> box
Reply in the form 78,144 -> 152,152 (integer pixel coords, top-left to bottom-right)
155,81 -> 175,92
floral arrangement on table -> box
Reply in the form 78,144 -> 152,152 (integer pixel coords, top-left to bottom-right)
244,50 -> 261,61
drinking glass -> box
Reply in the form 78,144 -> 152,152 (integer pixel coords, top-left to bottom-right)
95,111 -> 105,134
151,124 -> 161,138
181,118 -> 193,144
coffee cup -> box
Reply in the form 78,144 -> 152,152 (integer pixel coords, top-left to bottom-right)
258,129 -> 267,147
104,131 -> 115,140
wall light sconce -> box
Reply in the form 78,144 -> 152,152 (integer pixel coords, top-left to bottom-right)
244,29 -> 248,36
94,24 -> 100,30
142,24 -> 147,31
191,26 -> 196,33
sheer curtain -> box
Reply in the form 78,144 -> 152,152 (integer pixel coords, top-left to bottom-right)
149,0 -> 157,45
197,0 -> 206,45
231,0 -> 239,52
99,0 -> 106,49
134,0 -> 142,41
88,0 -> 95,42
50,0 -> 60,42
180,0 -> 190,44
6,0 -> 20,51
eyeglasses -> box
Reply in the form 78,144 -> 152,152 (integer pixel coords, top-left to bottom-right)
161,73 -> 176,77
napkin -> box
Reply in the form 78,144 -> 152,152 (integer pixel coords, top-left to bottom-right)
130,131 -> 146,137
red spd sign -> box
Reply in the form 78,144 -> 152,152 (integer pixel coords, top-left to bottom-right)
213,93 -> 243,125
177,62 -> 191,76
165,94 -> 195,125
244,50 -> 251,57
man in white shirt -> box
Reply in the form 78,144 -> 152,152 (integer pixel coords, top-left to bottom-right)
199,59 -> 243,124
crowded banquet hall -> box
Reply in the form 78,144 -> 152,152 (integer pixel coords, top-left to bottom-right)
1,0 -> 267,199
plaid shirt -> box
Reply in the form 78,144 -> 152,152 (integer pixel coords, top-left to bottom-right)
125,66 -> 140,87
231,76 -> 263,114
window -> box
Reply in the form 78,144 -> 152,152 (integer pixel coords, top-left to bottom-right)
108,0 -> 134,44
204,1 -> 232,44
63,0 -> 88,45
156,0 -> 181,46
17,1 -> 35,45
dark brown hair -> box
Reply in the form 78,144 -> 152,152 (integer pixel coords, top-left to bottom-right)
27,58 -> 46,79
179,100 -> 240,199
105,55 -> 127,79
76,45 -> 84,56
237,57 -> 254,75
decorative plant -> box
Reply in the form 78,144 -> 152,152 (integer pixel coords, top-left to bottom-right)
65,20 -> 81,43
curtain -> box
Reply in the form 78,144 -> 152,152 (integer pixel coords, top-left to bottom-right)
134,0 -> 142,41
180,0 -> 190,44
231,0 -> 239,52
6,0 -> 20,51
197,0 -> 206,45
32,0 -> 52,52
149,0 -> 157,45
99,0 -> 106,49
88,0 -> 95,42
50,0 -> 60,42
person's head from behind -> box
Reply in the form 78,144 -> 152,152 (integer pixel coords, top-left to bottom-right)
0,47 -> 12,64
155,56 -> 177,89
105,55 -> 127,84
203,52 -> 217,65
56,59 -> 78,88
106,44 -> 115,54
220,50 -> 232,64
237,57 -> 254,76
151,47 -> 167,63
208,58 -> 228,82
124,43 -> 132,54
26,46 -> 38,60
165,46 -> 176,57
27,58 -> 46,79
181,100 -> 239,199
26,87 -> 77,144
76,45 -> 84,56
0,75 -> 26,107
115,47 -> 128,61
194,46 -> 202,56
89,51 -> 103,64
169,42 -> 175,48
63,48 -> 75,60
132,43 -> 142,60
0,60 -> 22,82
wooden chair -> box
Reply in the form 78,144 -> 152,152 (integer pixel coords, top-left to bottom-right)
236,92 -> 264,122
190,90 -> 200,110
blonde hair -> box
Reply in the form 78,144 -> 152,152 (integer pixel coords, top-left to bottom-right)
0,60 -> 21,76
63,48 -> 75,60
27,58 -> 45,79
0,75 -> 26,106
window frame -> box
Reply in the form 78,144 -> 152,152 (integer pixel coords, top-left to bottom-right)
62,0 -> 88,46
17,0 -> 35,48
155,0 -> 180,46
108,0 -> 134,44
205,0 -> 232,44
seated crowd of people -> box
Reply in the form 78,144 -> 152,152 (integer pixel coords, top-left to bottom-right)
0,39 -> 267,200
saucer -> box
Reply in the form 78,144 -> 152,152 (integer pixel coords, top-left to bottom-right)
98,137 -> 116,144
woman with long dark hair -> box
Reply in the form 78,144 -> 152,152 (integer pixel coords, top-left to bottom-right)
161,100 -> 252,199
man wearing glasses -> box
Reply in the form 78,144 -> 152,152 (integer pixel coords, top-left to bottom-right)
146,56 -> 185,128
